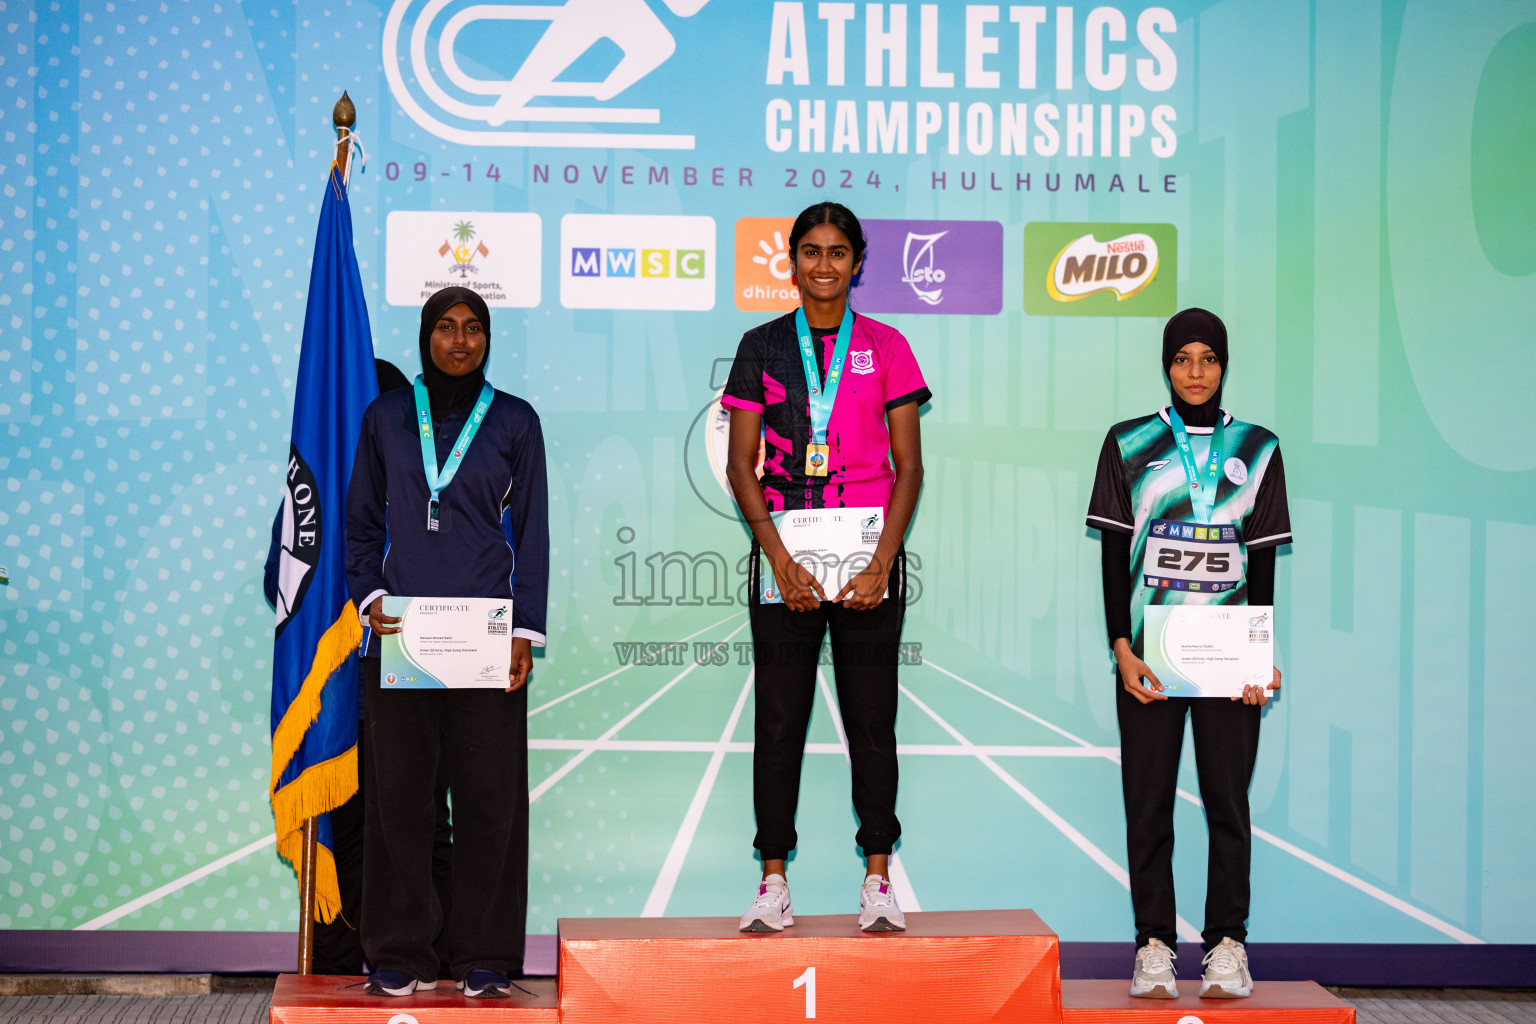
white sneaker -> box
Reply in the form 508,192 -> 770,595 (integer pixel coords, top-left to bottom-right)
858,874 -> 906,932
1200,937 -> 1252,998
1129,937 -> 1178,998
740,873 -> 793,932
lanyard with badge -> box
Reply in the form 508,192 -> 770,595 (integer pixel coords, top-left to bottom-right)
1143,407 -> 1240,595
413,376 -> 493,533
1167,406 -> 1226,524
793,305 -> 854,477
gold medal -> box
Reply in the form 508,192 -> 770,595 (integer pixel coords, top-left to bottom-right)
805,442 -> 829,477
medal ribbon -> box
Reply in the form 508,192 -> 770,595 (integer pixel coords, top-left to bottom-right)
1167,406 -> 1226,525
414,376 -> 494,516
793,305 -> 855,449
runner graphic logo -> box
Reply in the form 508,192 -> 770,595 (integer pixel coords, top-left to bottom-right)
383,0 -> 711,150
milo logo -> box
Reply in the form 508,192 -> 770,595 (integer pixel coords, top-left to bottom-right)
1048,232 -> 1158,301
1024,222 -> 1177,317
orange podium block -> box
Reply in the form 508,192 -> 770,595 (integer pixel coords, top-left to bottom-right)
268,973 -> 557,1024
1063,979 -> 1355,1024
559,909 -> 1060,1024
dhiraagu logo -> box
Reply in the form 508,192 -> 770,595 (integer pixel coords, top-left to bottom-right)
561,214 -> 715,310
1024,222 -> 1177,317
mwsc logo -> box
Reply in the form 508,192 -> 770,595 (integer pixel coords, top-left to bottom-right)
1024,222 -> 1177,317
383,0 -> 711,150
561,214 -> 715,310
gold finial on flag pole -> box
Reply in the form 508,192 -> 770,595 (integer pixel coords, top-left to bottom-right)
333,91 -> 357,182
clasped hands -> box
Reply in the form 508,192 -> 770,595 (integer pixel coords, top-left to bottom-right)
768,554 -> 890,613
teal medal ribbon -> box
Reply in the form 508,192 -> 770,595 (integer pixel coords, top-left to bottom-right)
793,305 -> 855,477
413,376 -> 494,533
1166,406 -> 1226,525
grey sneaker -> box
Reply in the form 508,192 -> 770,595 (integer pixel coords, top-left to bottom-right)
1129,938 -> 1178,998
857,874 -> 906,932
1199,937 -> 1252,998
740,873 -> 793,932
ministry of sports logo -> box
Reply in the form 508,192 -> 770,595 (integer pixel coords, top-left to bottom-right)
386,211 -> 542,308
441,220 -> 491,278
383,0 -> 711,150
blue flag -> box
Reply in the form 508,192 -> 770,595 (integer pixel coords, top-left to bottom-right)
269,164 -> 377,923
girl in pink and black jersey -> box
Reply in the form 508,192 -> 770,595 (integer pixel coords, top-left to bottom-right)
722,202 -> 930,934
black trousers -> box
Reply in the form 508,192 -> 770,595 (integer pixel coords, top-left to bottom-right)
1116,676 -> 1262,951
311,705 -> 457,977
362,657 -> 528,980
749,547 -> 906,861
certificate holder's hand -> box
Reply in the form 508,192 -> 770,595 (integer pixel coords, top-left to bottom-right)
1235,665 -> 1282,706
1114,637 -> 1166,703
833,556 -> 890,610
367,596 -> 402,636
507,637 -> 533,693
771,554 -> 827,613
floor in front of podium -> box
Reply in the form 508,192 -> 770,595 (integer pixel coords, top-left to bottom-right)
0,984 -> 1533,1024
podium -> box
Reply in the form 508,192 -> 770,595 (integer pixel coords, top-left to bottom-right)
270,913 -> 1354,1024
1063,979 -> 1355,1024
268,974 -> 557,1023
560,909 -> 1059,1024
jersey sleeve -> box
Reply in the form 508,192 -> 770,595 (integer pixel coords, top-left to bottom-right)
881,326 -> 931,411
722,330 -> 766,414
1243,444 -> 1292,549
1085,428 -> 1135,534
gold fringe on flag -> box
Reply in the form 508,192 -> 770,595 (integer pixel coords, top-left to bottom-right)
269,602 -> 363,923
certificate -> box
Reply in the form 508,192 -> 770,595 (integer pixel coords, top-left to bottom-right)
379,596 -> 513,689
760,506 -> 888,604
1143,605 -> 1273,698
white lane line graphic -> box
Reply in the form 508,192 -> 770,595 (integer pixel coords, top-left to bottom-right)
1173,788 -> 1484,946
642,669 -> 757,917
814,669 -> 921,912
919,657 -> 1485,945
923,657 -> 1096,747
528,609 -> 746,718
529,621 -> 751,804
898,681 -> 1201,944
527,739 -> 1117,756
76,834 -> 277,932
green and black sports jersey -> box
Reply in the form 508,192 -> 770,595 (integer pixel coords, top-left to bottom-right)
1086,407 -> 1291,654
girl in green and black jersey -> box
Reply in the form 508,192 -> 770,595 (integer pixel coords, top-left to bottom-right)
1086,308 -> 1292,1000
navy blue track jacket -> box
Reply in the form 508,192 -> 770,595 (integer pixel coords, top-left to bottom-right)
344,386 -> 549,657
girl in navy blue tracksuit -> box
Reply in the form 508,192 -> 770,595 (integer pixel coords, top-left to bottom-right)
345,286 -> 549,998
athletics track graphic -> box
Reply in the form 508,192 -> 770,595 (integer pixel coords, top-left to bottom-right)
75,608 -> 1477,945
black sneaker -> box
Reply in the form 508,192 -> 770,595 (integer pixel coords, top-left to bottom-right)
363,970 -> 438,997
458,969 -> 511,999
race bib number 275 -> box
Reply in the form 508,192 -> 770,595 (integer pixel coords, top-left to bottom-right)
1141,519 -> 1242,594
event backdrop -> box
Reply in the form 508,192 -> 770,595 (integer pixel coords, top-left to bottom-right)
1,0 -> 1533,950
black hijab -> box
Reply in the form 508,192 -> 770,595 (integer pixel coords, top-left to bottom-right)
418,286 -> 491,419
1162,307 -> 1228,428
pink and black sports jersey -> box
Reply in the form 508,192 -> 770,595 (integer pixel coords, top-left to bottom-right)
722,310 -> 931,512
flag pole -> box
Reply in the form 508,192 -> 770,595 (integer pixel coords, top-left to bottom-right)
296,90 -> 356,978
